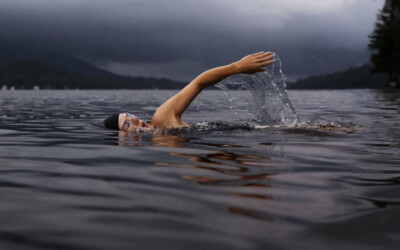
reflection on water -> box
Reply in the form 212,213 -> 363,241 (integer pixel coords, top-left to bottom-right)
151,135 -> 192,148
157,150 -> 274,186
118,131 -> 194,147
149,135 -> 277,222
0,90 -> 399,250
117,131 -> 278,221
118,131 -> 145,146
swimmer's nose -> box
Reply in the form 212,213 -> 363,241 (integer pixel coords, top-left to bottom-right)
130,117 -> 139,125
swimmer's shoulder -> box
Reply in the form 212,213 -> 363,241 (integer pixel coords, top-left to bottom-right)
151,117 -> 189,129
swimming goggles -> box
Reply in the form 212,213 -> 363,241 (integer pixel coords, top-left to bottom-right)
126,112 -> 136,118
121,112 -> 137,131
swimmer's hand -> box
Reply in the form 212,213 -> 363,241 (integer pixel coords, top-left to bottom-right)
233,51 -> 275,74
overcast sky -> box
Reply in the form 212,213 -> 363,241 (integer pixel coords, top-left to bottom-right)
0,0 -> 384,81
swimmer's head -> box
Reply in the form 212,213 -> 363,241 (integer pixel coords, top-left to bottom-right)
103,113 -> 119,130
104,112 -> 151,131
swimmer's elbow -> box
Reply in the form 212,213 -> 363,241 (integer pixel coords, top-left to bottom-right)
193,73 -> 219,89
194,63 -> 238,89
191,78 -> 208,90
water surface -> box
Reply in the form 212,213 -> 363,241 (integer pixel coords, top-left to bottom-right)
0,89 -> 399,250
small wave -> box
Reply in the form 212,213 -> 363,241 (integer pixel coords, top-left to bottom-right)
283,121 -> 360,134
170,121 -> 254,134
88,120 -> 107,129
91,119 -> 358,135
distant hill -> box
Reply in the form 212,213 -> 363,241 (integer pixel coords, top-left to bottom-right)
0,60 -> 186,89
289,64 -> 389,89
0,40 -> 114,77
0,40 -> 186,89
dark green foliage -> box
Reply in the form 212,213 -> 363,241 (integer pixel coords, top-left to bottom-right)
0,60 -> 186,89
368,0 -> 400,85
289,64 -> 388,89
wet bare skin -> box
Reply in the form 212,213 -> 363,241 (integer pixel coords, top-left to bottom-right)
118,113 -> 189,132
118,113 -> 154,132
116,52 -> 275,132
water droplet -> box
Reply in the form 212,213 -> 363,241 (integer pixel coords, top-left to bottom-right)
215,53 -> 298,126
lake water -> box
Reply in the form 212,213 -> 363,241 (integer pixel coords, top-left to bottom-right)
0,89 -> 399,250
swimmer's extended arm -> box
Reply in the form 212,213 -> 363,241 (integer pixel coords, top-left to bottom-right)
151,52 -> 274,127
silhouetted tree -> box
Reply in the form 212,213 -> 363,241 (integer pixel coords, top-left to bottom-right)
369,0 -> 400,87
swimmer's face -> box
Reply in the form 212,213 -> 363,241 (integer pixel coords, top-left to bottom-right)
118,112 -> 148,132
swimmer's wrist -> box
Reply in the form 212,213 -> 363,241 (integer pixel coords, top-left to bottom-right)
230,62 -> 241,74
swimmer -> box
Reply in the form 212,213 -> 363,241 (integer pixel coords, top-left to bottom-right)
104,52 -> 275,132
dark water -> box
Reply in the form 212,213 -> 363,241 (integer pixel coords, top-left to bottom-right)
0,89 -> 399,250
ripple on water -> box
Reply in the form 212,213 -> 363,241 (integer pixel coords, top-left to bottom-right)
0,90 -> 400,250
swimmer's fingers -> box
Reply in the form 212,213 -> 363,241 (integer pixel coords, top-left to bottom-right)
255,54 -> 274,63
235,51 -> 273,74
252,51 -> 272,56
259,59 -> 275,67
252,51 -> 267,56
253,51 -> 273,59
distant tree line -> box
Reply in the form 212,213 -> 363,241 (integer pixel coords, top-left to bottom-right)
288,64 -> 388,89
290,0 -> 399,90
0,60 -> 186,89
369,0 -> 400,87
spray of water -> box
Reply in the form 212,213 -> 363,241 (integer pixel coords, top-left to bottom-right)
216,53 -> 298,126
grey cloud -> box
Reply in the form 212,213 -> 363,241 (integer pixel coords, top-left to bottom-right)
0,0 -> 384,80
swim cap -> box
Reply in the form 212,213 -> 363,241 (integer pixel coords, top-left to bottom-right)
104,113 -> 119,130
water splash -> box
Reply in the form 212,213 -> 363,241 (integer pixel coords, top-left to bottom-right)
216,53 -> 298,125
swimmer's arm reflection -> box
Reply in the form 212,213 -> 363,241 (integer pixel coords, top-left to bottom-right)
151,52 -> 274,128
